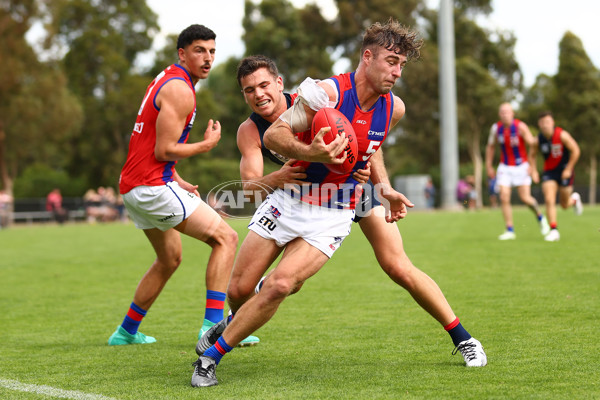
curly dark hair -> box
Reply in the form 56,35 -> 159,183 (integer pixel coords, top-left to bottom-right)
361,18 -> 423,61
176,24 -> 216,51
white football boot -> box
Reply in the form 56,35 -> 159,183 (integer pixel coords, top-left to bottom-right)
539,215 -> 551,236
498,230 -> 516,240
544,229 -> 560,242
453,337 -> 487,367
571,192 -> 583,216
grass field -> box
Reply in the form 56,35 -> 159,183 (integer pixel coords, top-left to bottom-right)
1,206 -> 599,399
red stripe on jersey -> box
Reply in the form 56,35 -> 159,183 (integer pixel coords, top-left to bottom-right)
498,119 -> 527,166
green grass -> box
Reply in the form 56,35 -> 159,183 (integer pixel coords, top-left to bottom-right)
1,206 -> 599,399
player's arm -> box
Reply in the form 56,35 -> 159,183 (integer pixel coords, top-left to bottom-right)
519,121 -> 536,147
560,130 -> 581,179
518,122 -> 536,176
529,136 -> 540,184
237,119 -> 307,200
370,95 -> 414,222
263,79 -> 347,164
154,79 -> 221,161
172,169 -> 200,197
485,125 -> 497,179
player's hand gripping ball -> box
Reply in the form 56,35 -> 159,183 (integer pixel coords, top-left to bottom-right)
311,107 -> 358,174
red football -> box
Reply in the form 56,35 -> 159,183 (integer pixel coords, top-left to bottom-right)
311,108 -> 358,174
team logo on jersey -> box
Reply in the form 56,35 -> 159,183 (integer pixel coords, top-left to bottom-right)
268,205 -> 281,219
258,215 -> 277,231
367,130 -> 385,140
158,213 -> 176,223
133,122 -> 144,134
551,144 -> 563,157
329,236 -> 343,251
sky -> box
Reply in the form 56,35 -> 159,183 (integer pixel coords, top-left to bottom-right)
145,0 -> 600,87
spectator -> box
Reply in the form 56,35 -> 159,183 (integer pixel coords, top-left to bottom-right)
465,175 -> 477,210
99,186 -> 119,222
424,178 -> 436,209
46,188 -> 67,224
83,188 -> 102,223
456,178 -> 471,208
0,189 -> 13,228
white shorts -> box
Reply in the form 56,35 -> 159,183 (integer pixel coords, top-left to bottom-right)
123,181 -> 220,234
496,162 -> 532,188
248,189 -> 354,258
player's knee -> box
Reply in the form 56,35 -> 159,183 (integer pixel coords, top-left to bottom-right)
155,254 -> 182,277
227,279 -> 254,303
263,276 -> 295,300
212,226 -> 239,250
384,261 -> 417,289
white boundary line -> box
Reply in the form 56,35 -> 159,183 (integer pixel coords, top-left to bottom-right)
0,378 -> 118,400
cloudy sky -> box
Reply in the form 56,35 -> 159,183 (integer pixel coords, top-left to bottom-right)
146,0 -> 600,87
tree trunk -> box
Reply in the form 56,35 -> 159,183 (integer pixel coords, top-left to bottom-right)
589,154 -> 597,205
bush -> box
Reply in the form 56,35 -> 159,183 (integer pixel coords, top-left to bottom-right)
14,163 -> 88,198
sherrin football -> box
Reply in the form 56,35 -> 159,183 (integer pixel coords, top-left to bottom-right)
311,107 -> 358,174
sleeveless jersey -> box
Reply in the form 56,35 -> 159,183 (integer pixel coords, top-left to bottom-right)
249,93 -> 297,166
539,127 -> 569,172
119,64 -> 196,194
495,119 -> 527,166
292,72 -> 393,209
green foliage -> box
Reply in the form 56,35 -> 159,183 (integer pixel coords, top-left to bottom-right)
205,58 -> 251,159
48,0 -> 159,188
0,2 -> 83,191
176,156 -> 241,196
335,0 -> 420,65
553,32 -> 600,159
242,0 -> 335,86
13,163 -> 88,197
1,208 -> 599,398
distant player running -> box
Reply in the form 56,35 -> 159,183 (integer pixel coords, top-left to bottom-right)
530,111 -> 583,242
485,102 -> 550,240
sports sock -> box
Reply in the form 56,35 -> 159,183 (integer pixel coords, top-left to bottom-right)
550,222 -> 557,230
204,336 -> 233,364
204,290 -> 226,324
506,225 -> 514,232
121,302 -> 147,335
444,317 -> 472,346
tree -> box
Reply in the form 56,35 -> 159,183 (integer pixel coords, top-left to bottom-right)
334,0 -> 419,65
389,1 -> 519,206
0,0 -> 83,201
552,32 -> 600,204
242,0 -> 336,87
46,0 -> 159,188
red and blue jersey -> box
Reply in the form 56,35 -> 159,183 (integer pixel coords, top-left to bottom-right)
495,119 -> 527,166
292,72 -> 393,209
539,127 -> 569,172
119,64 -> 196,194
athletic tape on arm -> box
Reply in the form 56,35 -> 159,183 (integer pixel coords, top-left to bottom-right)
279,78 -> 336,133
